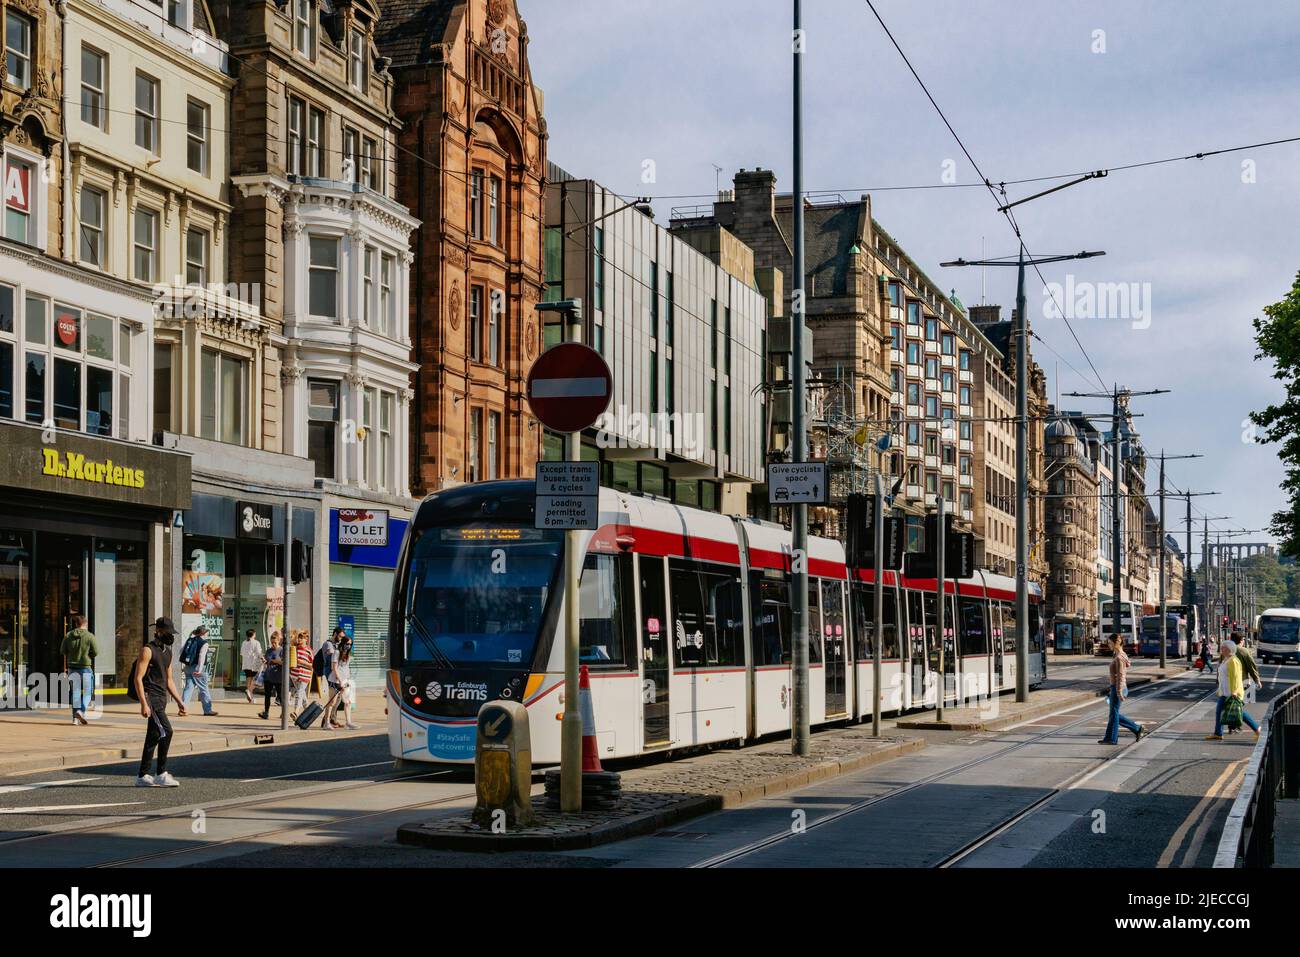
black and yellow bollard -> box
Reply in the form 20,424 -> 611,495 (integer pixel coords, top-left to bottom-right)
471,700 -> 535,831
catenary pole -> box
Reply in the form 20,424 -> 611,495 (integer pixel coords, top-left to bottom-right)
790,0 -> 810,756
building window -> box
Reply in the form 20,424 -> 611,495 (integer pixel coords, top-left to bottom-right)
78,186 -> 105,267
487,289 -> 500,366
306,106 -> 324,177
348,29 -> 367,92
153,341 -> 174,435
906,341 -> 921,365
185,227 -> 209,286
3,154 -> 36,245
593,227 -> 604,310
468,407 -> 482,482
468,285 -> 482,361
81,46 -> 106,129
135,72 -> 159,153
200,349 -> 248,445
306,378 -> 338,477
343,127 -> 359,182
543,227 -> 562,302
380,253 -> 394,338
925,318 -> 939,341
487,411 -> 500,480
186,98 -> 209,174
133,207 -> 158,283
308,236 -> 339,318
379,391 -> 393,491
360,387 -> 373,486
469,169 -> 484,240
942,332 -> 955,356
294,0 -> 316,58
288,97 -> 305,176
362,136 -> 378,189
488,175 -> 501,246
362,245 -> 374,326
960,350 -> 971,370
4,11 -> 32,90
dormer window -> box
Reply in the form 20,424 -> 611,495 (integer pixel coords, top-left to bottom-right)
348,28 -> 368,93
294,0 -> 316,58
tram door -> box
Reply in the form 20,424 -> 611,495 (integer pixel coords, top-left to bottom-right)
992,603 -> 1005,689
940,593 -> 958,705
639,556 -> 671,747
821,579 -> 847,717
907,591 -> 926,705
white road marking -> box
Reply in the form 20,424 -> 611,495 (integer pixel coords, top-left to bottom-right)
0,777 -> 97,796
239,761 -> 398,784
0,802 -> 144,815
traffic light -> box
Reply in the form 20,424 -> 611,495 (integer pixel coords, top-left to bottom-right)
904,512 -> 973,579
845,493 -> 904,571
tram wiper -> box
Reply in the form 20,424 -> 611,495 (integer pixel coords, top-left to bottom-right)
405,610 -> 455,672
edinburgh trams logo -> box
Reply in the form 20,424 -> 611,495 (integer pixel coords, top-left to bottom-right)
426,680 -> 488,702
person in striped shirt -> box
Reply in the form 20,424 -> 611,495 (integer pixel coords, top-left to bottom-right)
289,630 -> 313,718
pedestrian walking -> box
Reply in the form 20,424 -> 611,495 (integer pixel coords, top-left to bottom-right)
258,631 -> 284,720
179,625 -> 219,716
134,617 -> 187,787
318,627 -> 344,726
1234,634 -> 1261,704
289,630 -> 312,717
324,633 -> 359,730
1100,634 -> 1145,745
240,629 -> 264,704
1206,639 -> 1261,741
60,613 -> 98,726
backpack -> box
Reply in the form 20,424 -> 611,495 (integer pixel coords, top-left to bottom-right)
312,644 -> 331,678
179,633 -> 206,668
1222,696 -> 1245,732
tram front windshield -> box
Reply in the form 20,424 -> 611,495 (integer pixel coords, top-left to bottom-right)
404,527 -> 563,667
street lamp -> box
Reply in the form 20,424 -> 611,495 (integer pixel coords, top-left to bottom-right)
944,248 -> 1104,702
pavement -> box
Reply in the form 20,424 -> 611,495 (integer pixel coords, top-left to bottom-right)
0,683 -> 388,775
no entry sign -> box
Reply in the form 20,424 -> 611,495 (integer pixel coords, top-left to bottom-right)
526,342 -> 613,434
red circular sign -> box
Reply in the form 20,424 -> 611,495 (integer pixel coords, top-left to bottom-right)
56,311 -> 78,346
526,342 -> 613,434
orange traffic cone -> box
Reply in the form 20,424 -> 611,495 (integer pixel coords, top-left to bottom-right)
578,664 -> 603,773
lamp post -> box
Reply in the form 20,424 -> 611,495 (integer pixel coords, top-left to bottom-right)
943,248 -> 1104,701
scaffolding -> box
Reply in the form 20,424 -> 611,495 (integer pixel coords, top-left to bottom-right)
809,367 -> 895,537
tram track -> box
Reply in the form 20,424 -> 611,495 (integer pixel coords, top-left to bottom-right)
694,673 -> 1212,868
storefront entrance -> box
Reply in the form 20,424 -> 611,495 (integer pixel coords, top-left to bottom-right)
0,525 -> 146,698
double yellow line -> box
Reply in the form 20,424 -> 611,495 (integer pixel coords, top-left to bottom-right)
1157,758 -> 1247,868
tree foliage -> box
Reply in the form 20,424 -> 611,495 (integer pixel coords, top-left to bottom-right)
1250,272 -> 1300,558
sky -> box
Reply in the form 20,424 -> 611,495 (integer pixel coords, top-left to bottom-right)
525,0 -> 1300,548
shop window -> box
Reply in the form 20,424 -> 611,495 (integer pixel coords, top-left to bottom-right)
670,559 -> 743,667
307,378 -> 338,478
579,553 -> 631,665
153,342 -> 174,435
0,341 -> 10,419
53,358 -> 80,430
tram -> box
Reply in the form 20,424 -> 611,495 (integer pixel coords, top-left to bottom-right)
387,481 -> 1046,765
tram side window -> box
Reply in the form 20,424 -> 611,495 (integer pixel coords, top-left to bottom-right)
1000,601 -> 1018,654
669,559 -> 743,667
958,597 -> 987,657
750,572 -> 791,666
853,582 -> 900,660
579,552 -> 632,666
806,579 -> 823,663
1028,605 -> 1043,653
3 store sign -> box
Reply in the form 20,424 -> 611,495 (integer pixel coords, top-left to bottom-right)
3,163 -> 29,214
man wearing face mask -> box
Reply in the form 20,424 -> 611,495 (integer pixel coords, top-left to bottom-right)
133,617 -> 188,787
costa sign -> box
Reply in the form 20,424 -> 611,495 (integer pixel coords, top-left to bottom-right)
55,310 -> 78,347
525,342 -> 612,434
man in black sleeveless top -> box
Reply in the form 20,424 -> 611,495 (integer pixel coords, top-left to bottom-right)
134,617 -> 188,787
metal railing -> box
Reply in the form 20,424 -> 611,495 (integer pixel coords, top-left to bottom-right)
1215,680 -> 1300,867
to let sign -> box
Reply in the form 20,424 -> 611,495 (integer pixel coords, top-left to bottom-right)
337,508 -> 389,547
767,462 -> 829,505
525,343 -> 612,434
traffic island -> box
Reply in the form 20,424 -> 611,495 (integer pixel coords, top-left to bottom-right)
396,730 -> 924,852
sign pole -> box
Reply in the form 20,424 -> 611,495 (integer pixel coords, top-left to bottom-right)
561,311 -> 585,813
281,503 -> 291,731
936,494 -> 945,723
